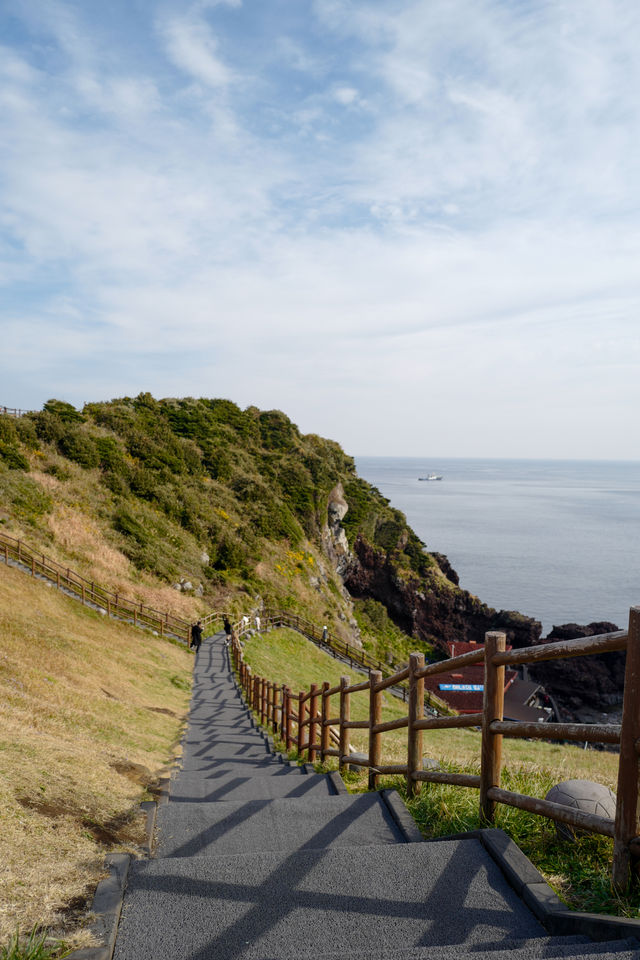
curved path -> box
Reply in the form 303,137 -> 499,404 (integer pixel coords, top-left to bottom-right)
112,633 -> 638,960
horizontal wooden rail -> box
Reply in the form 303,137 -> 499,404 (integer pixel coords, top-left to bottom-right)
344,680 -> 370,694
372,716 -> 409,734
417,648 -> 484,678
374,668 -> 410,692
493,631 -> 627,667
343,719 -> 370,730
487,786 -> 615,837
415,713 -> 483,731
490,720 -> 621,744
376,764 -> 409,775
323,748 -> 340,758
345,755 -> 370,767
413,770 -> 482,788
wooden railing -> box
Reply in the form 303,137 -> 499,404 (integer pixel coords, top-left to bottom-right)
0,531 -> 195,642
231,607 -> 640,892
262,608 -> 456,717
0,405 -> 33,417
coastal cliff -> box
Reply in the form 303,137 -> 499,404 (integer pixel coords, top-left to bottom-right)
0,396 -> 621,711
343,533 -> 542,651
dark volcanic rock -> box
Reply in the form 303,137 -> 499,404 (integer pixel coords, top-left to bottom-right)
529,621 -> 624,715
343,535 -> 541,652
430,552 -> 459,586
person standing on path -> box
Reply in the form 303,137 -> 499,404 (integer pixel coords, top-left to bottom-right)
223,616 -> 232,642
190,620 -> 203,653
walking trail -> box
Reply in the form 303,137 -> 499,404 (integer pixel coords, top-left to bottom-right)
112,633 -> 639,960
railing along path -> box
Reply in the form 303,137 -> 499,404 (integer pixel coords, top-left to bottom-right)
0,530 -> 223,644
231,607 -> 640,893
3,529 -> 639,891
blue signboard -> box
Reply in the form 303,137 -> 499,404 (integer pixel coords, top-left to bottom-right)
438,683 -> 484,692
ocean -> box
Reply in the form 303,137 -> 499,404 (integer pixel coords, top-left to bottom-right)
354,457 -> 640,636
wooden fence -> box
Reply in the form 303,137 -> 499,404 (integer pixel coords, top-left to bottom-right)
0,405 -> 33,417
231,607 -> 640,892
262,609 -> 455,717
0,531 -> 198,643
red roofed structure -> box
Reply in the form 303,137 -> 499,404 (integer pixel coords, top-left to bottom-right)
424,639 -> 552,722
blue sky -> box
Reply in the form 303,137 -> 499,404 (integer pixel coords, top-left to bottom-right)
1,0 -> 639,458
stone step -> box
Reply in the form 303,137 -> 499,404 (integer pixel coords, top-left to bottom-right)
113,841 -> 545,960
180,741 -> 271,761
156,793 -> 405,858
177,753 -> 281,773
277,937 -> 640,960
169,771 -> 336,803
170,757 -> 297,785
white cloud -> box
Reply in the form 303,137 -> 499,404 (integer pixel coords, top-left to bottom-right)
1,0 -> 640,458
159,10 -> 233,88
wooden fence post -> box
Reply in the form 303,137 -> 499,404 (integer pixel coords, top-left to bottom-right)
339,676 -> 350,772
283,687 -> 293,751
260,679 -> 267,726
480,631 -> 506,823
613,607 -> 640,891
297,691 -> 307,757
407,652 -> 425,797
368,670 -> 383,789
320,681 -> 331,762
308,684 -> 319,762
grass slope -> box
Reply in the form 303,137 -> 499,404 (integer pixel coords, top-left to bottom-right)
242,627 -> 635,918
0,563 -> 192,949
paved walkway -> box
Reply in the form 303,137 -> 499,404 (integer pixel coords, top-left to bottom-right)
112,633 -> 639,960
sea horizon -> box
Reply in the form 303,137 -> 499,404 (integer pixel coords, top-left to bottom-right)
354,455 -> 640,636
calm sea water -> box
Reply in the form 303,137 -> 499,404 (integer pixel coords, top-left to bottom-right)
354,457 -> 640,636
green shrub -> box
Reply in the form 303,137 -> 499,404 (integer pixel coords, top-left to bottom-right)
58,429 -> 100,469
14,417 -> 40,449
43,399 -> 85,423
0,470 -> 53,524
0,442 -> 29,471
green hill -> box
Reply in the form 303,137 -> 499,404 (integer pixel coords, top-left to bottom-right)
0,394 -> 539,665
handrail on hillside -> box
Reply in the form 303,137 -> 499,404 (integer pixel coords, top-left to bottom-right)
0,530 -> 215,644
0,405 -> 33,417
231,607 -> 640,893
262,608 -> 456,717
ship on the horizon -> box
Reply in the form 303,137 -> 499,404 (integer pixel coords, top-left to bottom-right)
418,473 -> 443,481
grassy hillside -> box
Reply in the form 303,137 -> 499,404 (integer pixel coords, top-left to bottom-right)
242,627 -> 631,918
0,563 -> 192,949
0,396 -> 486,661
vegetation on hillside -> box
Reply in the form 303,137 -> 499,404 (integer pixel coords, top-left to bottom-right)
0,395 -> 455,659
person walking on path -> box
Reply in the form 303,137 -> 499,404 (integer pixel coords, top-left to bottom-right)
223,616 -> 232,640
190,620 -> 203,652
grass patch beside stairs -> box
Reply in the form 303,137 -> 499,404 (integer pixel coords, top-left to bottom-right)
0,563 -> 193,951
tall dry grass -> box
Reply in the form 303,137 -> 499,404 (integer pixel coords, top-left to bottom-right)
0,563 -> 193,948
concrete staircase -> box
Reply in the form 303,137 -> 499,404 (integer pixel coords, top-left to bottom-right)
112,634 -> 639,960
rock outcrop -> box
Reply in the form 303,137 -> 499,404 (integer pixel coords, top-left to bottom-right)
529,622 -> 624,716
343,534 -> 542,652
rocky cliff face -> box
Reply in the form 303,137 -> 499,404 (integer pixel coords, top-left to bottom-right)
339,531 -> 625,712
343,534 -> 542,652
529,622 -> 624,717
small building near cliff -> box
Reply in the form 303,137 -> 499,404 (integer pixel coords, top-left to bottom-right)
424,639 -> 553,722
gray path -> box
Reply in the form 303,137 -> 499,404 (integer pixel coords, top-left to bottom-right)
113,633 -> 638,960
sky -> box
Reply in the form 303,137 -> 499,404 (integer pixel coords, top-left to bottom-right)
1,0 -> 639,459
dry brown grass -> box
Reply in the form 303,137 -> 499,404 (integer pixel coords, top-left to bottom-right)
0,562 -> 193,948
8,468 -> 204,620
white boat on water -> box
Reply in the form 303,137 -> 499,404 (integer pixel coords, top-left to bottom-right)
418,474 -> 443,481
